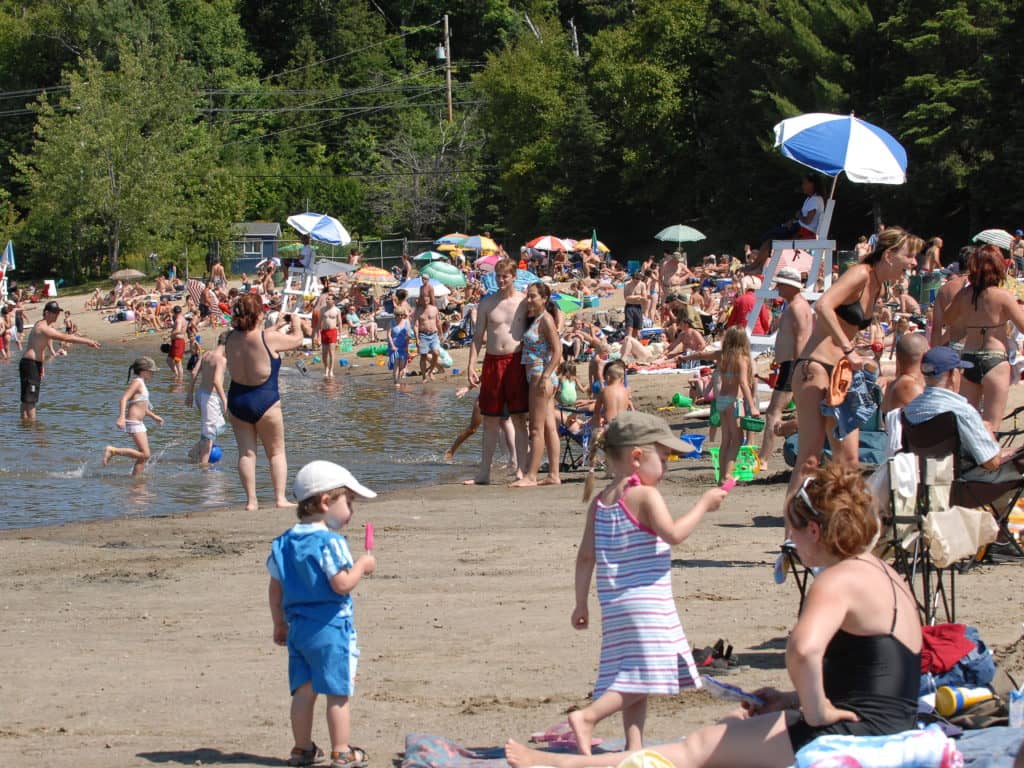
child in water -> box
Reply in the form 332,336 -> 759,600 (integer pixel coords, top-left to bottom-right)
568,412 -> 726,754
388,307 -> 410,386
268,461 -> 377,768
102,357 -> 164,475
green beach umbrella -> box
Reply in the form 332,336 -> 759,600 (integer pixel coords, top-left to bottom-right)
421,261 -> 467,288
279,243 -> 303,253
413,250 -> 447,263
654,225 -> 706,248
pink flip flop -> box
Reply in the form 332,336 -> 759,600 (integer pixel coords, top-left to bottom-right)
529,721 -> 603,750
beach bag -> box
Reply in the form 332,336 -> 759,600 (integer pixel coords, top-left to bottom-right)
923,506 -> 998,568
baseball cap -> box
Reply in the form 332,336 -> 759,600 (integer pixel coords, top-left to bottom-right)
1015,229 -> 1023,236
771,267 -> 803,290
921,346 -> 973,377
603,411 -> 690,455
43,300 -> 62,314
293,460 -> 377,503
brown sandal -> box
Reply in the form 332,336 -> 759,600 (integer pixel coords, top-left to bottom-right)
330,746 -> 368,768
287,742 -> 326,766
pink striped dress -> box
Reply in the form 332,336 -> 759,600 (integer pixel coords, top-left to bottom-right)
593,494 -> 701,698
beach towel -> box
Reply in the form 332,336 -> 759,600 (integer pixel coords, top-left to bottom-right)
794,724 -> 962,768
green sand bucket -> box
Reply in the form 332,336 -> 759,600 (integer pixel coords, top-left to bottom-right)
709,445 -> 759,483
339,337 -> 354,353
740,415 -> 765,432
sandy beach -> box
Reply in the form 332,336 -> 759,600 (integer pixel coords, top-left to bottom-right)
1,287 -> 1023,767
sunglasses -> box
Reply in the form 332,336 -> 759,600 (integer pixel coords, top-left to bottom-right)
789,476 -> 822,528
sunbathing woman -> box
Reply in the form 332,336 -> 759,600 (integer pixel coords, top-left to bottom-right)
941,244 -> 1024,434
506,462 -> 921,768
788,227 -> 922,497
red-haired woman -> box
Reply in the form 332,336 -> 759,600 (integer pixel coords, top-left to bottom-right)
941,244 -> 1024,433
225,294 -> 304,511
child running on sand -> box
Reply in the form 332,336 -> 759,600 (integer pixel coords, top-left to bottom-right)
103,357 -> 164,476
268,461 -> 377,768
568,412 -> 727,755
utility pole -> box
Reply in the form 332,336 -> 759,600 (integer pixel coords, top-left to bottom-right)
443,14 -> 453,123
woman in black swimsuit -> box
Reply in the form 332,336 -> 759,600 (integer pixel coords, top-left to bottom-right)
503,463 -> 922,768
788,227 -> 922,499
942,245 -> 1024,434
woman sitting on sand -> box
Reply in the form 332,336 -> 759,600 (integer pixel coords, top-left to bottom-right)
506,462 -> 922,768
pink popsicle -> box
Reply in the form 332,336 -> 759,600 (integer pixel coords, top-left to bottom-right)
364,522 -> 375,551
720,477 -> 737,492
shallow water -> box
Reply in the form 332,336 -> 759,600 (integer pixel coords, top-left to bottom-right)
0,344 -> 482,529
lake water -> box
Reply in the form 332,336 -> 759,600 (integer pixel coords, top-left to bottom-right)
0,343 -> 481,529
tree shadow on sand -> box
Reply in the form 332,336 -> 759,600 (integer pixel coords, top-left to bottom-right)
137,748 -> 282,766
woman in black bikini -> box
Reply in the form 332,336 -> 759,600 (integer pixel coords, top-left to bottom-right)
942,244 -> 1024,434
788,227 -> 922,499
504,463 -> 921,768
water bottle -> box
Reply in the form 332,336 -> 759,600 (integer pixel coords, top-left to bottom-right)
1010,689 -> 1024,728
934,685 -> 994,717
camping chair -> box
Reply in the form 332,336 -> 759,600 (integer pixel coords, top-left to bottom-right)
557,408 -> 594,472
892,411 -> 1023,622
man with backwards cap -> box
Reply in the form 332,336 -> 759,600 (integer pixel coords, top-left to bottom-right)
20,300 -> 101,422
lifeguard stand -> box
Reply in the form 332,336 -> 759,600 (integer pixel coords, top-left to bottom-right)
281,266 -> 317,318
747,199 -> 836,354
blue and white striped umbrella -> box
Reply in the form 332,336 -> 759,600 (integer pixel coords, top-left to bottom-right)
773,113 -> 907,185
481,269 -> 540,295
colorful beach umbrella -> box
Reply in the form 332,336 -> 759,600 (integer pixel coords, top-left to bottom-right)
434,232 -> 469,245
352,265 -> 398,286
462,235 -> 498,253
481,268 -> 540,295
286,212 -> 352,246
526,235 -> 572,252
398,276 -> 452,297
475,253 -> 499,273
573,239 -> 610,253
279,243 -> 303,253
773,113 -> 908,187
973,229 -> 1014,251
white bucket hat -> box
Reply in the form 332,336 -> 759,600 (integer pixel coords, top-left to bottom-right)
771,267 -> 804,290
293,460 -> 377,503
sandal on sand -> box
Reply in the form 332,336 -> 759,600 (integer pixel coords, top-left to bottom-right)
288,742 -> 326,766
530,721 -> 603,750
330,746 -> 368,768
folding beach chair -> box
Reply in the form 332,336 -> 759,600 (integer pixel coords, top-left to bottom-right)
557,409 -> 594,472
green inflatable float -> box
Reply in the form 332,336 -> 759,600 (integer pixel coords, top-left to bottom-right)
356,343 -> 389,358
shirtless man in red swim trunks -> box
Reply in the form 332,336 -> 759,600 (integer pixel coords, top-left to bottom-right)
319,295 -> 341,379
466,258 -> 529,485
167,305 -> 188,382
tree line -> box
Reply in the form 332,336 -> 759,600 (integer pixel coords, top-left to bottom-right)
0,0 -> 1020,280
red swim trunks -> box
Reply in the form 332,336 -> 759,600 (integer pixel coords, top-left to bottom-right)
169,337 -> 186,362
320,328 -> 339,345
478,353 -> 529,417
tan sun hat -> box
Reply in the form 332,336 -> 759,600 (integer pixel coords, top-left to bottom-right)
604,411 -> 690,454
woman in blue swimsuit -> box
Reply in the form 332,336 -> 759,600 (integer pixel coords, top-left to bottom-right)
225,294 -> 304,511
504,463 -> 922,768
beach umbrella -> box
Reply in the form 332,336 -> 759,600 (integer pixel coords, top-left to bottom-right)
110,268 -> 147,281
573,239 -> 610,253
312,259 -> 358,277
553,294 -> 583,315
475,253 -> 499,273
773,113 -> 908,190
526,235 -> 572,252
436,243 -> 464,253
461,234 -> 498,253
413,250 -> 447,263
1,240 -> 14,269
398,276 -> 452,297
973,229 -> 1014,251
279,243 -> 303,253
481,268 -> 540,295
286,212 -> 352,246
420,261 -> 467,288
352,265 -> 398,286
654,225 -> 706,248
434,232 -> 469,245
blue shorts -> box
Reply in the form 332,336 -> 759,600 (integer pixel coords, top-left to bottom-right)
287,617 -> 359,697
418,331 -> 441,353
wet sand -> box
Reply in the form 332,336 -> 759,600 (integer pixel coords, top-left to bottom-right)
1,287 -> 1022,767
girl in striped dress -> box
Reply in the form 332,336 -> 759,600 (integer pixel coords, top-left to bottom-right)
569,412 -> 728,755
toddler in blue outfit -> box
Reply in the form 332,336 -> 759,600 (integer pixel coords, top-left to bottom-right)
268,460 -> 378,768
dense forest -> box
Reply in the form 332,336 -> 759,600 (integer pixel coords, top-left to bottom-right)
0,0 -> 1021,279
